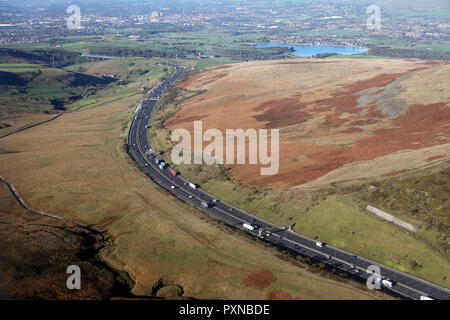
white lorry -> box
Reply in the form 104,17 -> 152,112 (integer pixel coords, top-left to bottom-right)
315,241 -> 325,248
381,279 -> 394,288
188,182 -> 197,189
243,223 -> 257,231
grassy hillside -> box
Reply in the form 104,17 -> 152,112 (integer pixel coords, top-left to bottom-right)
149,59 -> 450,288
0,64 -> 114,113
0,48 -> 171,137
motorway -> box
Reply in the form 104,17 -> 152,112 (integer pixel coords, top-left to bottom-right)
127,65 -> 450,300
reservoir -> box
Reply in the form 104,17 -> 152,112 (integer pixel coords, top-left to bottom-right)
255,43 -> 368,57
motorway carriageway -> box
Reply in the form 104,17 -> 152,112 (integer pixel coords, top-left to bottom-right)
127,66 -> 450,301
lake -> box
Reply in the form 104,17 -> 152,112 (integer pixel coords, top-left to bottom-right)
255,43 -> 368,57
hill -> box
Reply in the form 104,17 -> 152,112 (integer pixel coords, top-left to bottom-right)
165,58 -> 450,188
148,58 -> 450,287
0,63 -> 117,136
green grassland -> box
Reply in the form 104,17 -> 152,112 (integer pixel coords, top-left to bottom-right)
366,38 -> 450,53
0,55 -> 170,109
0,65 -> 108,113
66,58 -> 172,111
0,52 -> 171,139
69,58 -> 170,82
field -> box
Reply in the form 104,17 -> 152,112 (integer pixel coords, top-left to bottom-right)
0,70 -> 389,299
150,58 -> 450,287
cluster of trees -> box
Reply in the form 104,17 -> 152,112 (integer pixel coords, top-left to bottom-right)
0,48 -> 81,67
87,46 -> 192,58
369,47 -> 450,60
215,46 -> 293,61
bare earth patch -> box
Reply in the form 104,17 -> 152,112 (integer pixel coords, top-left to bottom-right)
242,269 -> 277,290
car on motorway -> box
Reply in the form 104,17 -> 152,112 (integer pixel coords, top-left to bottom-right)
316,241 -> 325,248
201,201 -> 210,208
171,185 -> 176,189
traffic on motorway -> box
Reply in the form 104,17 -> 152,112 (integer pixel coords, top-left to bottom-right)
127,65 -> 450,301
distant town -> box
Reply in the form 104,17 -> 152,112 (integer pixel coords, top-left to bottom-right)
1,0 -> 449,58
